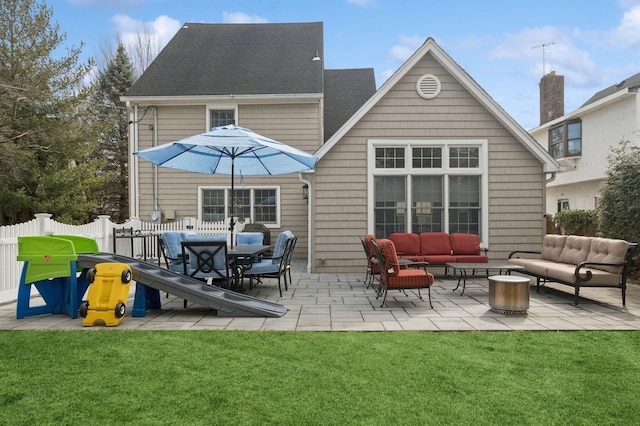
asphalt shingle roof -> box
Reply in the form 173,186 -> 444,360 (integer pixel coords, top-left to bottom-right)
323,69 -> 376,141
581,72 -> 640,107
126,22 -> 324,97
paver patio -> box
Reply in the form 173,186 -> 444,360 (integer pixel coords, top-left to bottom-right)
2,259 -> 639,331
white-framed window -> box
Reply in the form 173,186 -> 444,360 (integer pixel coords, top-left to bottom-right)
368,139 -> 488,239
557,199 -> 570,212
207,105 -> 237,130
199,186 -> 280,226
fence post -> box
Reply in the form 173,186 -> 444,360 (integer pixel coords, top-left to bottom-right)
97,215 -> 112,252
35,213 -> 53,235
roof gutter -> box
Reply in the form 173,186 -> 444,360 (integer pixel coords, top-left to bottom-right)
530,88 -> 635,133
120,93 -> 323,105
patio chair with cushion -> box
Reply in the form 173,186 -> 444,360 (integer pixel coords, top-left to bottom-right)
181,235 -> 239,290
363,234 -> 381,289
242,230 -> 294,297
236,232 -> 265,263
373,238 -> 434,308
236,232 -> 264,245
158,231 -> 195,272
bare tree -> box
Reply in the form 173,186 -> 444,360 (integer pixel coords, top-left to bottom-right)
130,22 -> 160,78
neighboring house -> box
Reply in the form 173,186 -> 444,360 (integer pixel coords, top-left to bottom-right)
530,72 -> 640,215
123,22 -> 561,273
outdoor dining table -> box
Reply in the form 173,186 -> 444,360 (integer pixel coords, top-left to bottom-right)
227,244 -> 272,291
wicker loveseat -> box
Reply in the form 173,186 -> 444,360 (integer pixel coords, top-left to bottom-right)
388,232 -> 488,270
508,234 -> 638,306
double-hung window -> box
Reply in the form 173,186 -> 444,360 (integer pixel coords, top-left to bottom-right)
369,140 -> 487,239
200,187 -> 279,226
208,108 -> 236,129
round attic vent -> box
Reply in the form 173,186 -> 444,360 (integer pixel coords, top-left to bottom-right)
416,74 -> 441,99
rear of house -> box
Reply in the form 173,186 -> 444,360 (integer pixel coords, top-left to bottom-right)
122,24 -> 560,273
310,38 -> 561,273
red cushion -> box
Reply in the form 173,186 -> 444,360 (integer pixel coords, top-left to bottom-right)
450,233 -> 481,255
389,233 -> 420,256
419,232 -> 452,255
422,255 -> 457,265
388,269 -> 434,288
379,239 -> 434,288
378,238 -> 401,277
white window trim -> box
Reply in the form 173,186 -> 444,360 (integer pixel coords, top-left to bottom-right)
206,104 -> 239,130
198,185 -> 281,228
367,139 -> 489,243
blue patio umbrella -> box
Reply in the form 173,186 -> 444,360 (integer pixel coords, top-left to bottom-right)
134,124 -> 318,246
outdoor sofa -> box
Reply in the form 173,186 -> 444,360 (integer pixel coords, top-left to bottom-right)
508,234 -> 638,306
388,232 -> 488,272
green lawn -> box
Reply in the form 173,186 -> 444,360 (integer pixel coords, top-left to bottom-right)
1,330 -> 639,425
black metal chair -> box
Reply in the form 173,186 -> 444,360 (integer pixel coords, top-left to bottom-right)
284,236 -> 298,287
242,232 -> 294,297
181,241 -> 240,297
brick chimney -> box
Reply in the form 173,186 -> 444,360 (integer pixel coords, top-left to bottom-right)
539,71 -> 564,125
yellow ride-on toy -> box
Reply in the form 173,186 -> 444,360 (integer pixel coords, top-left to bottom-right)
79,263 -> 133,327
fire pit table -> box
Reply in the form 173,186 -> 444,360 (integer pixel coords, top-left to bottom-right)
488,275 -> 531,315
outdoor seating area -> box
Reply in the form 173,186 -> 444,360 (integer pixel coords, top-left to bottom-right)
5,228 -> 640,331
3,256 -> 640,331
158,229 -> 296,297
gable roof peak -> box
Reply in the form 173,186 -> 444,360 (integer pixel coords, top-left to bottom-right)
316,37 -> 561,172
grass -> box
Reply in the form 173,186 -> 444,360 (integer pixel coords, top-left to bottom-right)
1,330 -> 639,425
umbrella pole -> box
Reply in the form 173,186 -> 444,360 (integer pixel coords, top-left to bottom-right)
230,160 -> 235,248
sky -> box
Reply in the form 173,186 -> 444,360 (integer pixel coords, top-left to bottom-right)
51,0 -> 640,130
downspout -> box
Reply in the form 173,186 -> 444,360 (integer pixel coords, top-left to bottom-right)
299,173 -> 313,273
546,172 -> 557,184
153,106 -> 159,211
131,103 -> 140,219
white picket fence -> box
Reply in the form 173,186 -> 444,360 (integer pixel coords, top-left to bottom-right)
0,213 -> 247,303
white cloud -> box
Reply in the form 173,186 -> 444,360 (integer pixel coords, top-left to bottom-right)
610,5 -> 640,47
347,0 -> 376,7
379,68 -> 395,84
387,35 -> 424,62
491,26 -> 599,87
112,14 -> 181,54
221,12 -> 268,24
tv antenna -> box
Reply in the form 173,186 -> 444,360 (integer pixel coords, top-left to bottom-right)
532,42 -> 555,76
